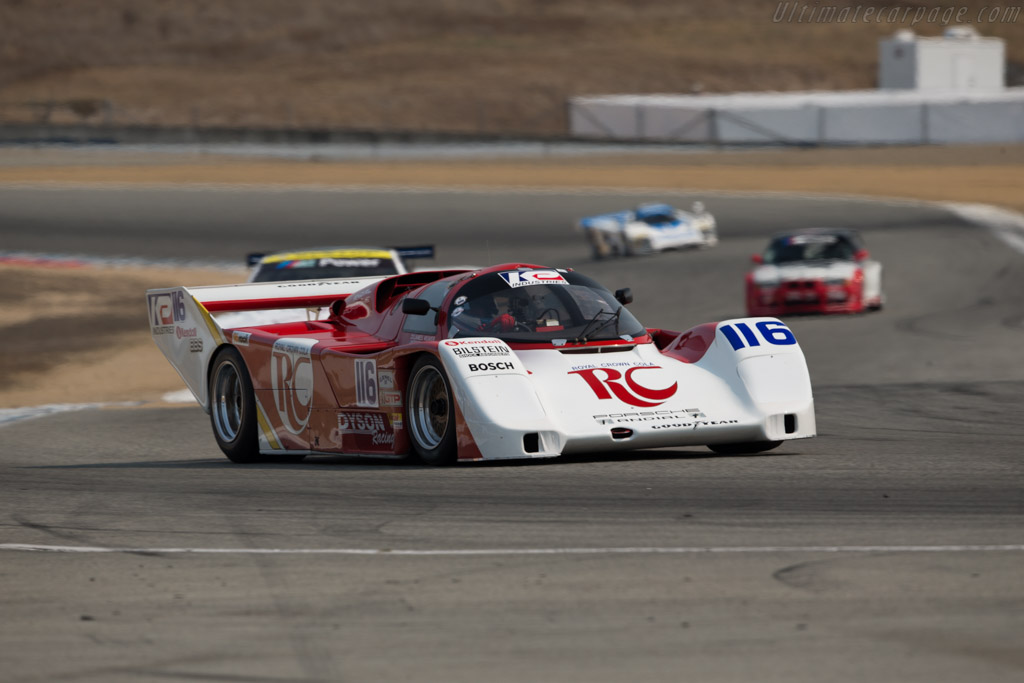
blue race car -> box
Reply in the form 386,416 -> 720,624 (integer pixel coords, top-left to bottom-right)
577,202 -> 717,258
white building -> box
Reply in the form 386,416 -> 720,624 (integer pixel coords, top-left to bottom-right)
568,29 -> 1022,145
879,27 -> 1005,91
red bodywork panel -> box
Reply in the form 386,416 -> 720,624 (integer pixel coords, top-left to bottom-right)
214,264 -> 661,461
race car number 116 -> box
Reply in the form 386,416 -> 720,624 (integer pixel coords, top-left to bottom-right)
719,321 -> 796,350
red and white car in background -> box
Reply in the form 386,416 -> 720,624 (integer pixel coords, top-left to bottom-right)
746,229 -> 884,316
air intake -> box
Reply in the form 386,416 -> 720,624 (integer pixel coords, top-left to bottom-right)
610,428 -> 633,440
523,433 -> 540,453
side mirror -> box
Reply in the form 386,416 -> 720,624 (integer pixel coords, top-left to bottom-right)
402,298 -> 432,316
614,288 -> 633,305
751,254 -> 764,264
854,249 -> 870,261
329,299 -> 346,318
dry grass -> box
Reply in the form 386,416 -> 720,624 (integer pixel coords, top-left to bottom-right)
2,0 -> 1022,134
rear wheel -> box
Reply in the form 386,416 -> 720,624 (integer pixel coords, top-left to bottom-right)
708,441 -> 782,455
406,355 -> 458,466
209,347 -> 264,463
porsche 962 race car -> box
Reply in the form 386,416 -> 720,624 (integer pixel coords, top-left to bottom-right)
577,202 -> 717,258
746,228 -> 884,316
148,264 -> 815,465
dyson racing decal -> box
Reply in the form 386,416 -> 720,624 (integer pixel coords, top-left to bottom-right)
271,338 -> 317,435
337,411 -> 395,448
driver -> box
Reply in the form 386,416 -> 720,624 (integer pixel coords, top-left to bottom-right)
463,291 -> 532,333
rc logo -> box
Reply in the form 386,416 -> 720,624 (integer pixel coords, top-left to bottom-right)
569,366 -> 677,408
498,270 -> 569,288
147,290 -> 186,333
271,338 -> 317,434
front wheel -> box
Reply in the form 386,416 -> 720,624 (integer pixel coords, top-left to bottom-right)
406,355 -> 458,466
708,441 -> 782,455
209,346 -> 263,463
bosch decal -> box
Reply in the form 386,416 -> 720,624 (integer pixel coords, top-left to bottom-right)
498,270 -> 569,288
570,365 -> 678,408
271,338 -> 316,435
467,362 -> 515,372
232,331 -> 251,346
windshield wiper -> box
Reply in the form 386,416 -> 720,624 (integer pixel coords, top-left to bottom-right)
573,307 -> 622,344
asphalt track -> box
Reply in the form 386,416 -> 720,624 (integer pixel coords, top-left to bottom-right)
1,185 -> 1023,682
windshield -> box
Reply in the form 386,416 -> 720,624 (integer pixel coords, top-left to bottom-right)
252,257 -> 400,282
446,269 -> 645,343
763,234 -> 855,265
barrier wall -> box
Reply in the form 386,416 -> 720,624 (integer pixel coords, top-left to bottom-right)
569,89 -> 1024,145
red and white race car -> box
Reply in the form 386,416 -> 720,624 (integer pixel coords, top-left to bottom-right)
148,264 -> 816,465
746,228 -> 884,316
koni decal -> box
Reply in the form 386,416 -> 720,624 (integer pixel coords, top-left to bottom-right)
570,365 -> 678,408
271,338 -> 316,434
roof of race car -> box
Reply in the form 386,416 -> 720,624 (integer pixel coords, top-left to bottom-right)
259,248 -> 395,264
635,203 -> 677,218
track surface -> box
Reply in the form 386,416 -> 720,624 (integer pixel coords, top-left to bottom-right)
2,186 -> 1023,682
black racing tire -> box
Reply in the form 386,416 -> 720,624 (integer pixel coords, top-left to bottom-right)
209,346 -> 264,464
707,440 -> 783,455
406,355 -> 458,466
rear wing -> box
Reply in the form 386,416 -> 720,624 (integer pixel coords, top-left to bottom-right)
147,276 -> 385,409
393,245 -> 435,260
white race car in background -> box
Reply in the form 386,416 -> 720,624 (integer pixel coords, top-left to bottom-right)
577,202 -> 717,258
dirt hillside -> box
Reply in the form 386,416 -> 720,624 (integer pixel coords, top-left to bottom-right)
2,0 -> 1022,135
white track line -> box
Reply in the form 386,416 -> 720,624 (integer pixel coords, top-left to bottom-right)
0,402 -> 143,427
945,202 -> 1024,256
2,543 -> 1022,556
